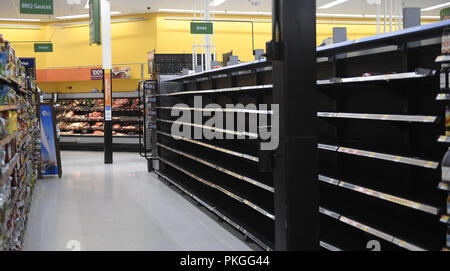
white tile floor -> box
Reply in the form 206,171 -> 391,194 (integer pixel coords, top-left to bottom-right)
23,151 -> 255,251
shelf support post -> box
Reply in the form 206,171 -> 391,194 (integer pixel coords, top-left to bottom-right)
270,0 -> 319,250
101,0 -> 113,164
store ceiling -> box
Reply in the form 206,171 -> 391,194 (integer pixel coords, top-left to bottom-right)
0,0 -> 448,21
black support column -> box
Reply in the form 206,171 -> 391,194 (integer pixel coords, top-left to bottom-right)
271,0 -> 319,250
104,69 -> 113,164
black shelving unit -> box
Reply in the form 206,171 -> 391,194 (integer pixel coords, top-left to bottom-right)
316,20 -> 450,251
148,18 -> 450,251
51,91 -> 143,152
152,60 -> 275,250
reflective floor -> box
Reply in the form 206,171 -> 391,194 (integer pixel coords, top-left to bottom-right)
23,151 -> 255,251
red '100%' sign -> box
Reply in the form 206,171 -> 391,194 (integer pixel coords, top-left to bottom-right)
91,68 -> 103,80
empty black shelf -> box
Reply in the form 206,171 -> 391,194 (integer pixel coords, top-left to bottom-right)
157,156 -> 274,220
319,207 -> 427,251
158,143 -> 274,192
320,241 -> 342,251
317,71 -> 434,86
157,131 -> 259,162
319,143 -> 439,169
157,119 -> 259,139
154,84 -> 272,97
319,175 -> 440,215
158,106 -> 273,115
154,169 -> 273,251
318,112 -> 438,123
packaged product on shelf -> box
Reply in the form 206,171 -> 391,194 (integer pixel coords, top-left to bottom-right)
0,52 -> 7,78
7,111 -> 18,135
0,116 -> 6,138
443,27 -> 450,55
446,106 -> 450,136
64,111 -> 74,118
447,195 -> 450,214
447,229 -> 450,248
92,130 -> 103,136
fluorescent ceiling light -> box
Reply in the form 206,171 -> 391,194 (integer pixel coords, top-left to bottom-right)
225,11 -> 271,16
316,13 -> 365,18
316,13 -> 440,20
318,0 -> 349,9
422,15 -> 441,19
422,2 -> 450,11
158,9 -> 270,16
85,0 -> 89,9
0,24 -> 40,28
210,0 -> 226,7
56,11 -> 121,20
158,9 -> 198,13
0,18 -> 41,22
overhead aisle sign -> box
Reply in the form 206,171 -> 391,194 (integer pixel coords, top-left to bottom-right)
20,0 -> 53,15
34,43 -> 53,52
190,22 -> 213,34
89,0 -> 102,45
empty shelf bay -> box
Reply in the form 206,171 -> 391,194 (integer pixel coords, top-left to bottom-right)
157,131 -> 259,162
154,85 -> 273,97
338,147 -> 439,169
317,72 -> 431,85
157,157 -> 275,220
317,112 -> 438,123
157,106 -> 273,115
157,143 -> 274,193
320,207 -> 427,251
154,169 -> 272,251
157,119 -> 259,139
318,143 -> 439,169
320,241 -> 342,251
318,144 -> 339,152
318,175 -> 440,215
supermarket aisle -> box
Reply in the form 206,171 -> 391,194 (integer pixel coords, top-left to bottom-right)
23,151 -> 255,251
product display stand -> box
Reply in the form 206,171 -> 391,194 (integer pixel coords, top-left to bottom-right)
0,37 -> 40,251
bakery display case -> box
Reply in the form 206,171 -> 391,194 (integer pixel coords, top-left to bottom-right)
51,91 -> 142,151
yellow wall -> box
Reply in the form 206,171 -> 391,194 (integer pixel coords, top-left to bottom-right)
0,23 -> 47,69
155,13 -> 272,62
0,13 -> 439,93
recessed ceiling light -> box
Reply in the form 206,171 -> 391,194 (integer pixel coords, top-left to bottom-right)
0,18 -> 41,22
210,0 -> 226,7
157,9 -> 270,16
422,2 -> 450,11
318,0 -> 349,9
225,11 -> 271,16
56,11 -> 121,20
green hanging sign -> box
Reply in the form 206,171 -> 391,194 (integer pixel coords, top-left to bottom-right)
89,0 -> 102,45
34,43 -> 53,52
441,7 -> 450,20
20,0 -> 53,15
190,22 -> 213,35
